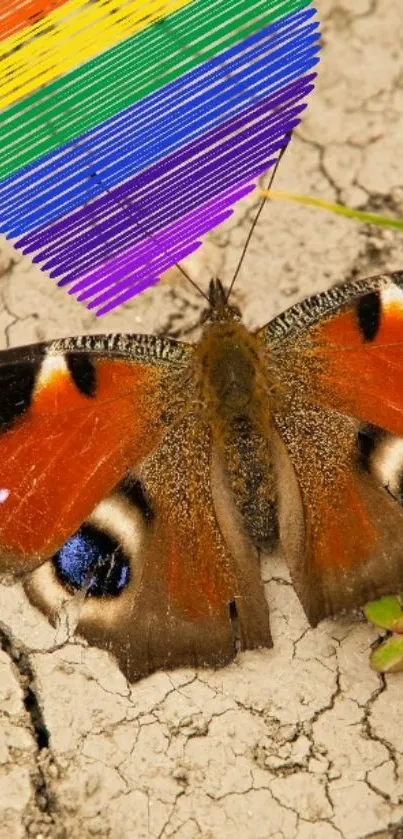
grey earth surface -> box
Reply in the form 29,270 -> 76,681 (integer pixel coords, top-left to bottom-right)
1,1 -> 403,837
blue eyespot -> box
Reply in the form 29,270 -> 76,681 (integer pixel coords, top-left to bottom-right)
53,524 -> 130,597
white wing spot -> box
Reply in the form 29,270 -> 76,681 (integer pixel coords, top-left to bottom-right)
381,282 -> 403,310
37,353 -> 68,389
0,489 -> 10,503
372,438 -> 403,498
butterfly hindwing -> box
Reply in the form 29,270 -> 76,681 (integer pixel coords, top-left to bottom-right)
261,270 -> 403,624
271,404 -> 403,626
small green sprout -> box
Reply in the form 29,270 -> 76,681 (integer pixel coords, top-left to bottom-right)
364,596 -> 403,673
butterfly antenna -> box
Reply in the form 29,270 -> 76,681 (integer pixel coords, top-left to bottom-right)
225,138 -> 291,303
85,175 -> 210,303
172,260 -> 210,302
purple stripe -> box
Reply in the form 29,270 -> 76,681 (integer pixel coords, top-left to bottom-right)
65,184 -> 254,294
95,240 -> 205,315
93,274 -> 161,309
79,176 -> 262,314
87,239 -> 203,310
79,210 -> 233,303
61,186 -> 251,290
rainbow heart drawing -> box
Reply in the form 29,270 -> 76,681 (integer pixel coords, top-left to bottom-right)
0,0 -> 320,315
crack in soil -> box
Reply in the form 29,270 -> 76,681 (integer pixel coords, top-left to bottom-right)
363,819 -> 403,839
0,624 -> 63,836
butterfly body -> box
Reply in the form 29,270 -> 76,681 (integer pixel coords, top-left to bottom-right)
2,274 -> 403,680
195,301 -> 280,548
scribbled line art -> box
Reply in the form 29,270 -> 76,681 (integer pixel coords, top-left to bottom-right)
0,0 -> 320,316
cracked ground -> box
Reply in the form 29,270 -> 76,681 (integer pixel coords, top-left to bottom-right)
1,1 -> 403,837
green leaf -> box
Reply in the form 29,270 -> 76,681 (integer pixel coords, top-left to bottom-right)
364,595 -> 403,633
370,635 -> 403,673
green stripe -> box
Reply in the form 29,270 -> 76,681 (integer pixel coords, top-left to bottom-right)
2,0 -> 310,181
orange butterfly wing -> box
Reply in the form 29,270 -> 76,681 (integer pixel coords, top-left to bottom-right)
271,407 -> 403,626
305,278 -> 403,436
0,335 -> 184,569
262,271 -> 403,624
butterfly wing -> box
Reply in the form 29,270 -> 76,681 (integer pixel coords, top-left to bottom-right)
260,270 -> 403,625
266,270 -> 403,437
0,333 -> 189,569
0,333 -> 272,679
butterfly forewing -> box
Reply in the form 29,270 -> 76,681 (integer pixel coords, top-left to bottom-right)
0,333 -> 189,569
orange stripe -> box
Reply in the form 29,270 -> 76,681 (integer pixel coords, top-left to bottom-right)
0,1 -> 70,40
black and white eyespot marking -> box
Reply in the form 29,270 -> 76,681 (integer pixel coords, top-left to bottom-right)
355,291 -> 381,342
66,352 -> 97,397
49,489 -> 149,602
357,424 -> 403,506
357,423 -> 386,472
371,436 -> 403,505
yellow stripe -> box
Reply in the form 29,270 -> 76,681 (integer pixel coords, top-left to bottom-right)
0,0 -> 194,110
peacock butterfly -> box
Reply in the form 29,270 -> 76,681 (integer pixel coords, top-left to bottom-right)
1,272 -> 403,680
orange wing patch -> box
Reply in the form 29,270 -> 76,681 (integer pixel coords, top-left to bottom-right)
312,472 -> 379,573
0,357 -> 164,567
307,287 -> 403,435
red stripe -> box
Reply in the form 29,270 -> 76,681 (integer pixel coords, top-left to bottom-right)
0,0 -> 70,41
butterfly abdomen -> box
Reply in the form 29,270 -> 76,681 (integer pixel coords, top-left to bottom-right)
195,321 -> 278,548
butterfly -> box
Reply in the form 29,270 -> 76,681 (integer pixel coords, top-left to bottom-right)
1,269 -> 403,681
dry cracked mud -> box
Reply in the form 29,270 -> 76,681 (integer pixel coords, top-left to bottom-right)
0,1 -> 403,837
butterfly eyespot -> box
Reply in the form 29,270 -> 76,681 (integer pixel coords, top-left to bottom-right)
53,523 -> 130,597
356,424 -> 385,471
